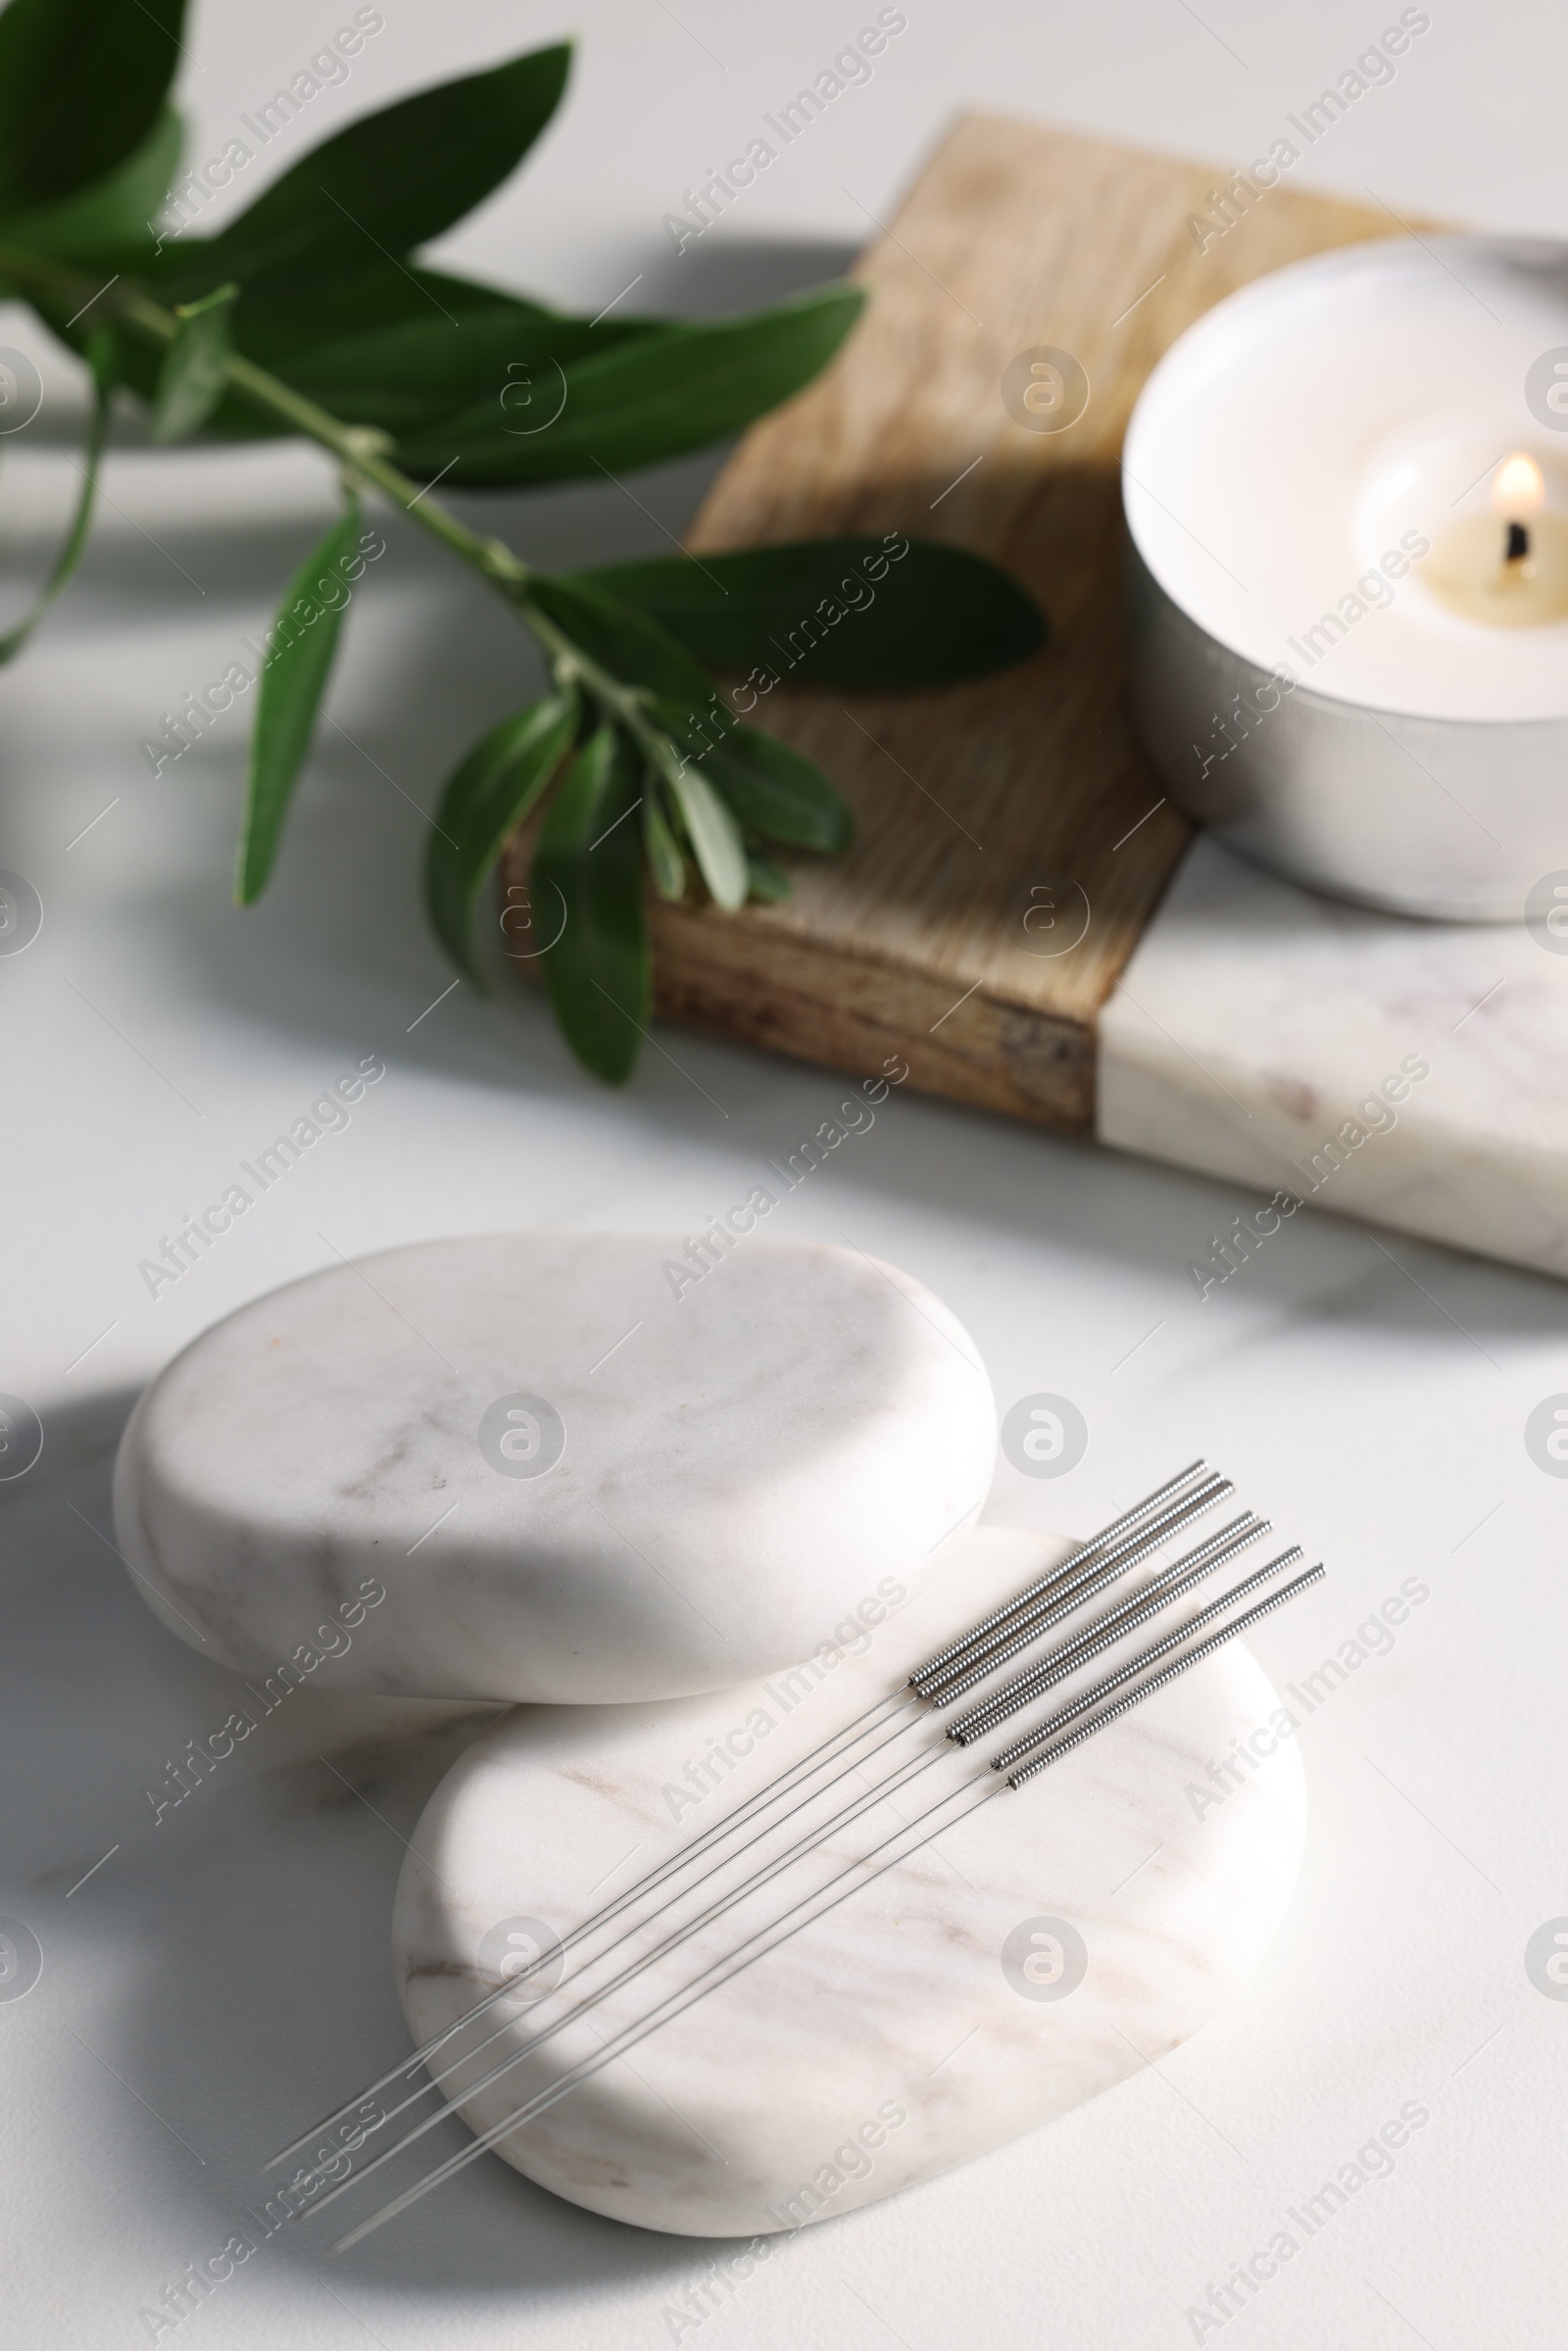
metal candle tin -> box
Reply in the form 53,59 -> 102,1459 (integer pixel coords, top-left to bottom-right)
1122,237 -> 1568,923
1126,547 -> 1568,920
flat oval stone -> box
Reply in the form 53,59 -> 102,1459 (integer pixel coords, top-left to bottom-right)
112,1233 -> 994,1703
390,1524 -> 1307,2236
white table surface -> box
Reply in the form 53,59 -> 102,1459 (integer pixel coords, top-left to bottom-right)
4,3 -> 1565,2345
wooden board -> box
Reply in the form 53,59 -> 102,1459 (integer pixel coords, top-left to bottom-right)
504,116 -> 1401,1127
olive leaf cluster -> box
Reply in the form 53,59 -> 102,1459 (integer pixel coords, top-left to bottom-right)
0,0 -> 1046,1080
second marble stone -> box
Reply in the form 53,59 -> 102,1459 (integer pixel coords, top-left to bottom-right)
112,1232 -> 996,1702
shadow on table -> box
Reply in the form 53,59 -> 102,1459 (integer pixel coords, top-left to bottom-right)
115,1733 -> 765,2306
2,1384 -> 780,2308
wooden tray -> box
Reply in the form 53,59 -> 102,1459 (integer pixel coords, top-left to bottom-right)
506,116 -> 1397,1127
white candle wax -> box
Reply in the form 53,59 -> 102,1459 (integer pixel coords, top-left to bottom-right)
1124,236 -> 1568,723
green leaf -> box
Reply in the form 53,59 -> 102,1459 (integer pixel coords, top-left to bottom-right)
33,261 -> 543,447
186,42 -> 571,286
21,275 -> 235,433
229,265 -> 566,367
745,849 -> 792,903
666,760 -> 748,911
105,265 -> 636,445
2,101 -> 180,258
0,0 -> 186,213
423,695 -> 578,983
526,573 -> 717,711
696,726 -> 854,855
235,499 -> 364,903
534,727 -> 649,1085
643,789 -> 685,901
392,286 -> 864,486
584,536 -> 1048,686
255,298 -> 631,443
83,274 -> 856,476
149,281 -> 236,444
0,328 -> 117,666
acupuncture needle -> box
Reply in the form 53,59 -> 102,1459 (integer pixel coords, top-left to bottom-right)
1004,1565 -> 1325,1787
945,1515 -> 1273,1738
289,1705 -> 969,2193
910,1458 -> 1209,1686
915,1474 -> 1233,1704
282,1476 -> 1235,2182
320,1554 -> 1321,2251
317,1571 -> 1315,2246
270,1463 -> 1207,2169
911,1463 -> 1221,1693
948,1519 -> 1284,1741
318,1764 -> 1007,2241
268,1683 -> 918,2168
275,1469 -> 1229,2173
913,1482 -> 1235,1710
994,1557 -> 1320,1777
307,1548 -> 1311,2222
293,1520 -> 1281,2197
293,1726 -> 975,2203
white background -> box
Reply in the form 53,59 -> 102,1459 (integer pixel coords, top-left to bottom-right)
2,3 -> 1565,2345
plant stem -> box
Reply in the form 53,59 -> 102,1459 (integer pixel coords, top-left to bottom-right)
0,242 -> 670,747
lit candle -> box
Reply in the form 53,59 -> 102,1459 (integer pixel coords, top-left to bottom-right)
1424,451 -> 1568,625
1123,235 -> 1568,917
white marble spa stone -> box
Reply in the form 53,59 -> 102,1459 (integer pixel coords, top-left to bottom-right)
391,1523 -> 1307,2238
111,1233 -> 995,1704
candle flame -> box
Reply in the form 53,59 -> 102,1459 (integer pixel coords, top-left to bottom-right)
1494,452 -> 1545,514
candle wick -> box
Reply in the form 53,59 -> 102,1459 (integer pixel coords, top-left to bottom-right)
1505,518 -> 1531,563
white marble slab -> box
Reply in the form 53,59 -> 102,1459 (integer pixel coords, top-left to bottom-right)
1099,835 -> 1568,1280
391,1525 -> 1306,2238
